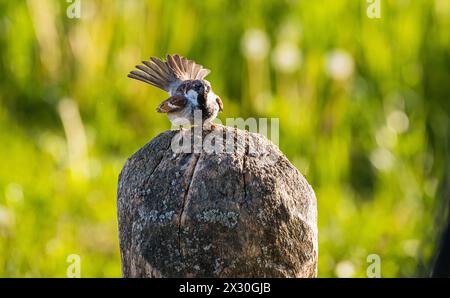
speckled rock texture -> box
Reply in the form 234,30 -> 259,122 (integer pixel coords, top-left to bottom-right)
117,126 -> 317,277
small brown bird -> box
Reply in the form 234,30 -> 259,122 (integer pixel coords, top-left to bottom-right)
128,54 -> 223,128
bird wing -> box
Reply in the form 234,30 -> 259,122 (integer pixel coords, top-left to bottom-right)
216,96 -> 224,112
156,95 -> 187,113
128,54 -> 211,95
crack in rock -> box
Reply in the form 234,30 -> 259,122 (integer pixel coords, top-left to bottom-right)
177,152 -> 202,258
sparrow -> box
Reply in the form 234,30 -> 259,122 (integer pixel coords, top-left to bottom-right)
128,54 -> 223,129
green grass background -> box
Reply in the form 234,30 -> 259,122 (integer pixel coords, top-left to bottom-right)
0,0 -> 449,277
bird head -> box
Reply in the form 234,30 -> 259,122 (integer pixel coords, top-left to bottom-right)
183,80 -> 209,105
178,79 -> 223,112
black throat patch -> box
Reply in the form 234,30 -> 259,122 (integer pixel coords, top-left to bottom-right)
197,92 -> 213,120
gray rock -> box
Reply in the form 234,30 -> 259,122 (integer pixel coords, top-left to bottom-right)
117,126 -> 318,277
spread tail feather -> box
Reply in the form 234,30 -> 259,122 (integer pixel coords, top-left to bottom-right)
128,54 -> 211,93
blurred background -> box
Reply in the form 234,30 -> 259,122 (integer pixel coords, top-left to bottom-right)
0,0 -> 449,277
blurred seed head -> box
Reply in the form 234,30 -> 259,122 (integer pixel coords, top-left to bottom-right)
272,42 -> 302,73
370,148 -> 395,171
335,260 -> 355,278
325,49 -> 354,81
387,110 -> 409,133
241,29 -> 270,61
375,126 -> 397,148
0,205 -> 15,230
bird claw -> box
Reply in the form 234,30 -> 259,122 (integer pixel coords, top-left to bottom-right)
203,122 -> 217,130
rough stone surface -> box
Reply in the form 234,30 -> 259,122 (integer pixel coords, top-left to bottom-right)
117,126 -> 318,277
